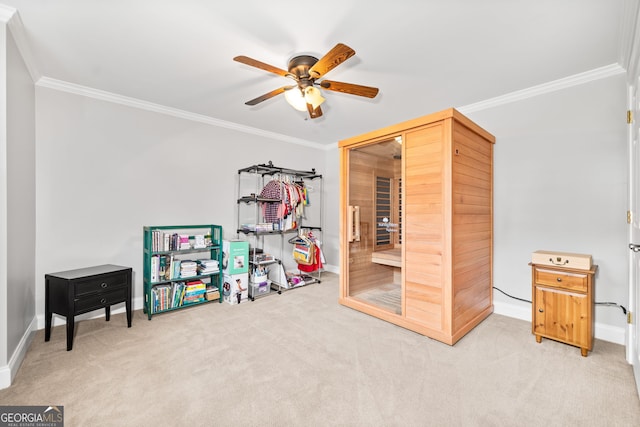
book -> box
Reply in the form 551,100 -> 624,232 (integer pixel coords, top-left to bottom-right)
150,255 -> 159,282
159,256 -> 167,281
163,233 -> 170,251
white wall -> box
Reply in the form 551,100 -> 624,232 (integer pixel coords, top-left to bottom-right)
0,17 -> 7,373
322,147 -> 340,273
466,73 -> 629,341
0,15 -> 36,389
6,21 -> 35,360
34,87 -> 328,322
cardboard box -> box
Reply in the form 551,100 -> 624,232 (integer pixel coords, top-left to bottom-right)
205,290 -> 220,301
531,250 -> 592,270
223,273 -> 249,305
223,240 -> 249,274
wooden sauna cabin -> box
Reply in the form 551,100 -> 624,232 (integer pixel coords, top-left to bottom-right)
338,108 -> 495,345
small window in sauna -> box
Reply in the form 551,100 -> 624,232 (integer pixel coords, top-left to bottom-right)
376,176 -> 392,247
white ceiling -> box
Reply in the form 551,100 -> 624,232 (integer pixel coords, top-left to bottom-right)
1,0 -> 634,147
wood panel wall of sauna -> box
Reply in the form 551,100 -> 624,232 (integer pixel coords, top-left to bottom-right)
339,108 -> 495,345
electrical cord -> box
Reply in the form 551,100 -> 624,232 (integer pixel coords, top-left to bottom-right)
493,286 -> 531,303
594,301 -> 628,315
493,287 -> 628,316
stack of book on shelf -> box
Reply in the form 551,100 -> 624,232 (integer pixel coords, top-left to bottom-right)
151,281 -> 186,313
197,259 -> 219,274
151,230 -> 214,252
184,280 -> 206,304
180,260 -> 198,278
152,230 -> 183,251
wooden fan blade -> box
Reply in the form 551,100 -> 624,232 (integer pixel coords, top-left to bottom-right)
319,80 -> 379,98
245,86 -> 294,106
307,103 -> 323,119
234,55 -> 291,78
308,43 -> 356,79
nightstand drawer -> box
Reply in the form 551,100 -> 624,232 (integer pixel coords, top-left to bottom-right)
535,268 -> 587,292
75,288 -> 128,313
75,273 -> 128,296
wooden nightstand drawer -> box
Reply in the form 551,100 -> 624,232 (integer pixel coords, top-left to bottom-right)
534,268 -> 587,292
75,287 -> 128,314
75,273 -> 128,296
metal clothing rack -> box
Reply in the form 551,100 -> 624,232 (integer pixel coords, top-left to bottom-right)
235,161 -> 323,300
237,160 -> 322,180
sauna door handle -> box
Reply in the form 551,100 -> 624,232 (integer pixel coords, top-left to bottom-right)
348,205 -> 361,242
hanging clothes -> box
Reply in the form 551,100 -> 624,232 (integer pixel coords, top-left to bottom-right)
293,231 -> 324,273
259,178 -> 307,229
259,179 -> 283,223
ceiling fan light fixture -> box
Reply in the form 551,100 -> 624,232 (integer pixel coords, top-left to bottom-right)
304,86 -> 325,110
284,87 -> 307,111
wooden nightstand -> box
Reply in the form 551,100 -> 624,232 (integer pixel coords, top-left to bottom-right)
530,263 -> 597,357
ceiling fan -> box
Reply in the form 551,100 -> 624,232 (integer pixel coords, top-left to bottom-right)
233,43 -> 379,119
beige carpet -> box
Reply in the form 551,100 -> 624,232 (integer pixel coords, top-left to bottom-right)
1,272 -> 639,426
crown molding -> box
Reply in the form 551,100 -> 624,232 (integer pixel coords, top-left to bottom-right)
0,3 -> 14,21
36,66 -> 627,151
0,5 -> 41,83
37,64 -> 626,151
36,76 -> 326,150
458,63 -> 625,114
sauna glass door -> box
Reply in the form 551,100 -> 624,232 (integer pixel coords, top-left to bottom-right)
346,137 -> 402,314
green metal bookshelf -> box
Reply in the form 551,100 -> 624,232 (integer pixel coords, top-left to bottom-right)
143,224 -> 223,320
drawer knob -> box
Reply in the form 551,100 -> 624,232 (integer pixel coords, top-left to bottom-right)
101,282 -> 108,288
100,298 -> 107,304
556,277 -> 562,282
539,308 -> 544,313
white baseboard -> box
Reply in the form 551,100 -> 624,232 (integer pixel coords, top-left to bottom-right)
493,300 -> 531,322
493,300 -> 626,345
322,264 -> 339,274
0,316 -> 37,390
594,323 -> 627,346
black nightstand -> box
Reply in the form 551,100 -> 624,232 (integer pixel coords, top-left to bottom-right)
45,264 -> 132,351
